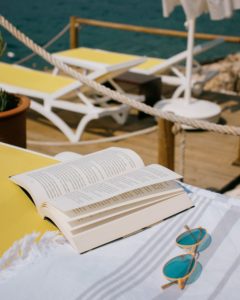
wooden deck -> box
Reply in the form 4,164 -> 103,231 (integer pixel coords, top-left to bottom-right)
27,90 -> 240,192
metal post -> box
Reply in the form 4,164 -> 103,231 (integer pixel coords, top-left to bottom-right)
184,18 -> 195,103
158,118 -> 175,170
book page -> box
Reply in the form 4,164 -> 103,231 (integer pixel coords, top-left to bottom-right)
67,181 -> 182,220
71,193 -> 192,237
70,193 -> 180,234
10,147 -> 143,206
49,164 -> 182,212
54,151 -> 83,162
67,181 -> 183,229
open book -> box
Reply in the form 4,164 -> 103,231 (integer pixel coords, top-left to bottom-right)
10,147 -> 193,253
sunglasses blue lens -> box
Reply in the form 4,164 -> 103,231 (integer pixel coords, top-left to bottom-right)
176,228 -> 207,247
163,254 -> 195,279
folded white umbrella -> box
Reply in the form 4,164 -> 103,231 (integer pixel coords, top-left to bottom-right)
162,0 -> 240,20
156,0 -> 240,123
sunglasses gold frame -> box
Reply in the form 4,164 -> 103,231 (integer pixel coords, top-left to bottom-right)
161,225 -> 207,290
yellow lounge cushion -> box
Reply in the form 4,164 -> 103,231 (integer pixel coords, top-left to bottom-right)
56,47 -> 139,66
56,47 -> 165,71
0,62 -> 76,94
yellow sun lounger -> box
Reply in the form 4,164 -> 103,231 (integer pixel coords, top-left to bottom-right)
0,57 -> 145,142
54,38 -> 223,98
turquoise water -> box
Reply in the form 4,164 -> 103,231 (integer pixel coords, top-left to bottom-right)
1,0 -> 240,69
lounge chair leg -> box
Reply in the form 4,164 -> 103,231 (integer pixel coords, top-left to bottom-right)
74,113 -> 99,142
111,107 -> 130,125
30,101 -> 77,142
172,85 -> 185,99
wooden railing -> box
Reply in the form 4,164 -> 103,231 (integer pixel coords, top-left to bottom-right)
69,16 -> 240,49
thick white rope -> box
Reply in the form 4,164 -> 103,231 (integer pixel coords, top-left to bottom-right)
1,15 -> 240,136
27,125 -> 157,146
14,24 -> 70,65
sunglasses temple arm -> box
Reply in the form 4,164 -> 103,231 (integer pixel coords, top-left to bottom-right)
161,280 -> 178,289
184,224 -> 199,245
184,225 -> 191,231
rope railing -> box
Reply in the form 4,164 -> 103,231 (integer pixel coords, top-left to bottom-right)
0,15 -> 240,136
72,17 -> 240,44
14,23 -> 70,65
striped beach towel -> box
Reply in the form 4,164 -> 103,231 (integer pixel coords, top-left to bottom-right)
1,184 -> 240,300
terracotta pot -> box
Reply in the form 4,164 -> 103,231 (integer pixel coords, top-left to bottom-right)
0,95 -> 30,148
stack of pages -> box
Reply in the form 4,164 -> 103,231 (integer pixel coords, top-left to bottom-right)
10,147 -> 193,253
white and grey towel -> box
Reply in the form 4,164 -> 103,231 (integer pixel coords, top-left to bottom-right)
1,185 -> 240,300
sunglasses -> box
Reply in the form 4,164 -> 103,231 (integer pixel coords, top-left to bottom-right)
162,225 -> 207,290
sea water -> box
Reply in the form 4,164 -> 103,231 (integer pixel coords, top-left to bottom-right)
1,0 -> 240,69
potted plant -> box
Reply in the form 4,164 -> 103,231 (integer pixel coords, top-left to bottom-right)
0,33 -> 30,148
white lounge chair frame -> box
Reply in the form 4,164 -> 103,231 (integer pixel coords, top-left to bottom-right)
53,39 -> 223,99
133,38 -> 224,98
0,57 -> 145,142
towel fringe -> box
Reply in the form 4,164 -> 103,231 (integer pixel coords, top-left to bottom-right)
0,231 -> 68,282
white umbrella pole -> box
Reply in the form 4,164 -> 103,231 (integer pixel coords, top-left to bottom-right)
184,18 -> 196,103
